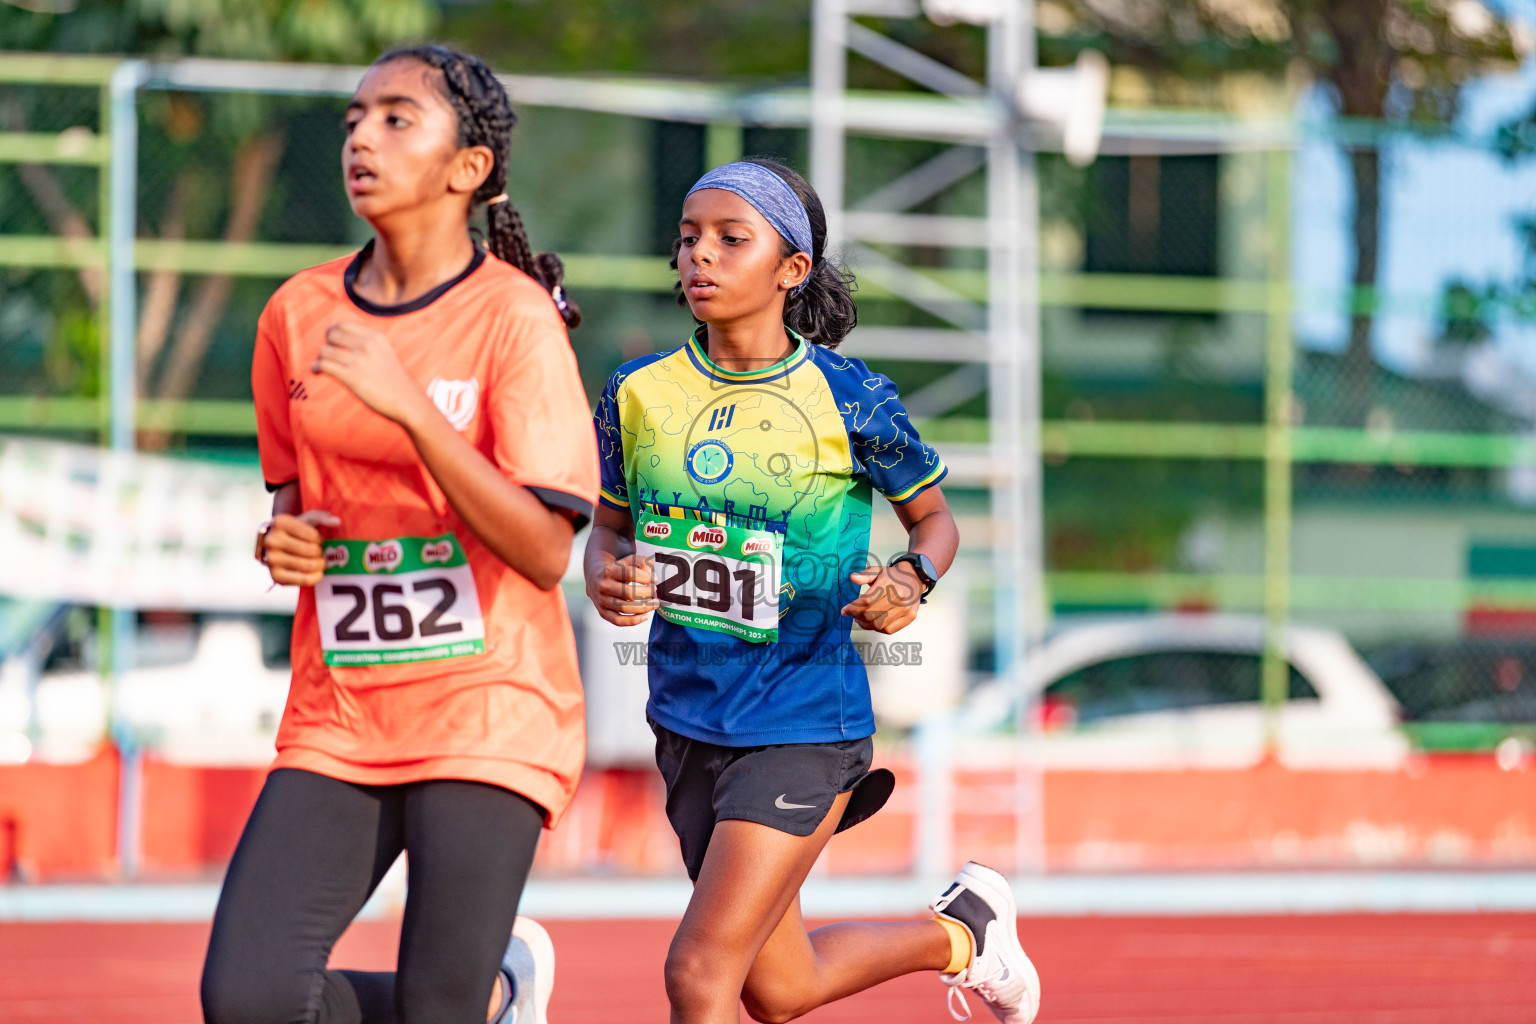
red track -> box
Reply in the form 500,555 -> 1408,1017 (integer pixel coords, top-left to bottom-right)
3,913 -> 1535,1022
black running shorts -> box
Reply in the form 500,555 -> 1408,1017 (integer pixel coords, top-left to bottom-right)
650,717 -> 896,881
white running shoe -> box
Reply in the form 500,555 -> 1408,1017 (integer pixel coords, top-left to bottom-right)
930,862 -> 1040,1024
493,915 -> 555,1024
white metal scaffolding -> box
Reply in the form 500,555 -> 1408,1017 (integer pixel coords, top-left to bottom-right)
810,0 -> 1081,875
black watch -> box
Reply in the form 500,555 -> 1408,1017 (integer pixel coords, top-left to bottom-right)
887,551 -> 938,604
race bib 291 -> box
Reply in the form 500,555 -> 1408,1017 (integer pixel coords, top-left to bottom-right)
634,512 -> 781,643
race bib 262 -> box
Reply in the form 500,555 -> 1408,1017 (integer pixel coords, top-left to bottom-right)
315,533 -> 485,667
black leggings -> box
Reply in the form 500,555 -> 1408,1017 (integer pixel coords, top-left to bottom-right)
201,768 -> 545,1024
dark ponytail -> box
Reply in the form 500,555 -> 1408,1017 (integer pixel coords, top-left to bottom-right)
669,155 -> 857,348
375,44 -> 581,329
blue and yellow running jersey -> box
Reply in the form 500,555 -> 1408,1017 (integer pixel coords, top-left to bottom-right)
595,326 -> 947,746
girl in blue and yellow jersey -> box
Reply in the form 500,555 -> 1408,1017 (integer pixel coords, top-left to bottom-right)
584,159 -> 1042,1024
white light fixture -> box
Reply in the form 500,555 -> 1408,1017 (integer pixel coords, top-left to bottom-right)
921,0 -> 1007,26
1016,49 -> 1109,166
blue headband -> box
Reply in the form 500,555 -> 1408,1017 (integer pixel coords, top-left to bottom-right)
686,163 -> 814,291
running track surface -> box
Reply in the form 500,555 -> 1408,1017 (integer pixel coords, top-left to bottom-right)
5,914 -> 1536,1023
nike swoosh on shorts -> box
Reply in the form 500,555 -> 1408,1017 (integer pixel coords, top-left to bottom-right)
775,794 -> 816,810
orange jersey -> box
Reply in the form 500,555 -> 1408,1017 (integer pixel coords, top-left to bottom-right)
252,245 -> 598,825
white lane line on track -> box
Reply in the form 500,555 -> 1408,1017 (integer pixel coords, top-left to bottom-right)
7,872 -> 1536,922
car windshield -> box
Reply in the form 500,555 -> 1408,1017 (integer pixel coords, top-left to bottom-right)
1368,641 -> 1536,723
1044,650 -> 1318,724
0,599 -> 66,663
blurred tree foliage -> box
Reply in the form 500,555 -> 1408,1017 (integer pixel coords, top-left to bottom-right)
438,0 -> 810,79
0,0 -> 434,411
0,0 -> 433,61
438,0 -> 988,84
1044,0 -> 1524,424
1433,98 -> 1536,355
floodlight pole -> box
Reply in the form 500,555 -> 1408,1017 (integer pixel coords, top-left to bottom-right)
986,2 -> 1047,875
810,0 -> 848,250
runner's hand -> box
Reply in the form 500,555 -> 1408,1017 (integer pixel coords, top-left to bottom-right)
313,322 -> 429,426
263,510 -> 342,587
841,563 -> 922,634
588,554 -> 659,627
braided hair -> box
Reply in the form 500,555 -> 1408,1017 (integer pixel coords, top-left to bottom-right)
669,156 -> 856,348
375,44 -> 580,329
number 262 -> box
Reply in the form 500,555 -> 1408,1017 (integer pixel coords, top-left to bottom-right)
331,579 -> 461,642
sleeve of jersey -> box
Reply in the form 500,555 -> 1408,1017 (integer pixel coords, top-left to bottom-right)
488,306 -> 599,532
845,368 -> 948,505
594,370 -> 629,512
250,306 -> 298,493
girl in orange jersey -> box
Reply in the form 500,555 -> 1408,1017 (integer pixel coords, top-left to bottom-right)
200,45 -> 595,1024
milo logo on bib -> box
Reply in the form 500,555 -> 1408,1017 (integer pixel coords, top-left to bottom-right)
635,511 -> 783,643
421,540 -> 454,564
687,525 -> 727,551
364,540 -> 404,573
314,533 -> 486,666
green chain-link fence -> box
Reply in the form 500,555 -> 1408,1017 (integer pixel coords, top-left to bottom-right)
6,54 -> 1536,751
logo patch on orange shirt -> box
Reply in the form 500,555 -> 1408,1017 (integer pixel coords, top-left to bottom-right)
427,377 -> 480,431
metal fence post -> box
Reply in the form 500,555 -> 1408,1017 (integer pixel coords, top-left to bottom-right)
107,58 -> 148,878
704,121 -> 743,170
1261,143 -> 1294,752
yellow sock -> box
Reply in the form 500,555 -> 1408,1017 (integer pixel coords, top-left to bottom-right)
933,916 -> 972,974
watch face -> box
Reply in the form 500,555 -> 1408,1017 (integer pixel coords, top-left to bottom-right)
892,553 -> 936,588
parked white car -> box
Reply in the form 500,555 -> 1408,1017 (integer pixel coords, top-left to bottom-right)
957,614 -> 1409,769
0,600 -> 69,763
18,615 -> 290,765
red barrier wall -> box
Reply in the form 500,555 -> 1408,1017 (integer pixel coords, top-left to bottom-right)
0,747 -> 121,880
1041,759 -> 1536,869
2,753 -> 1536,880
140,762 -> 267,875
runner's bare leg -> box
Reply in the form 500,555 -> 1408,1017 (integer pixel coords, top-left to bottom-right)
665,791 -> 951,1024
